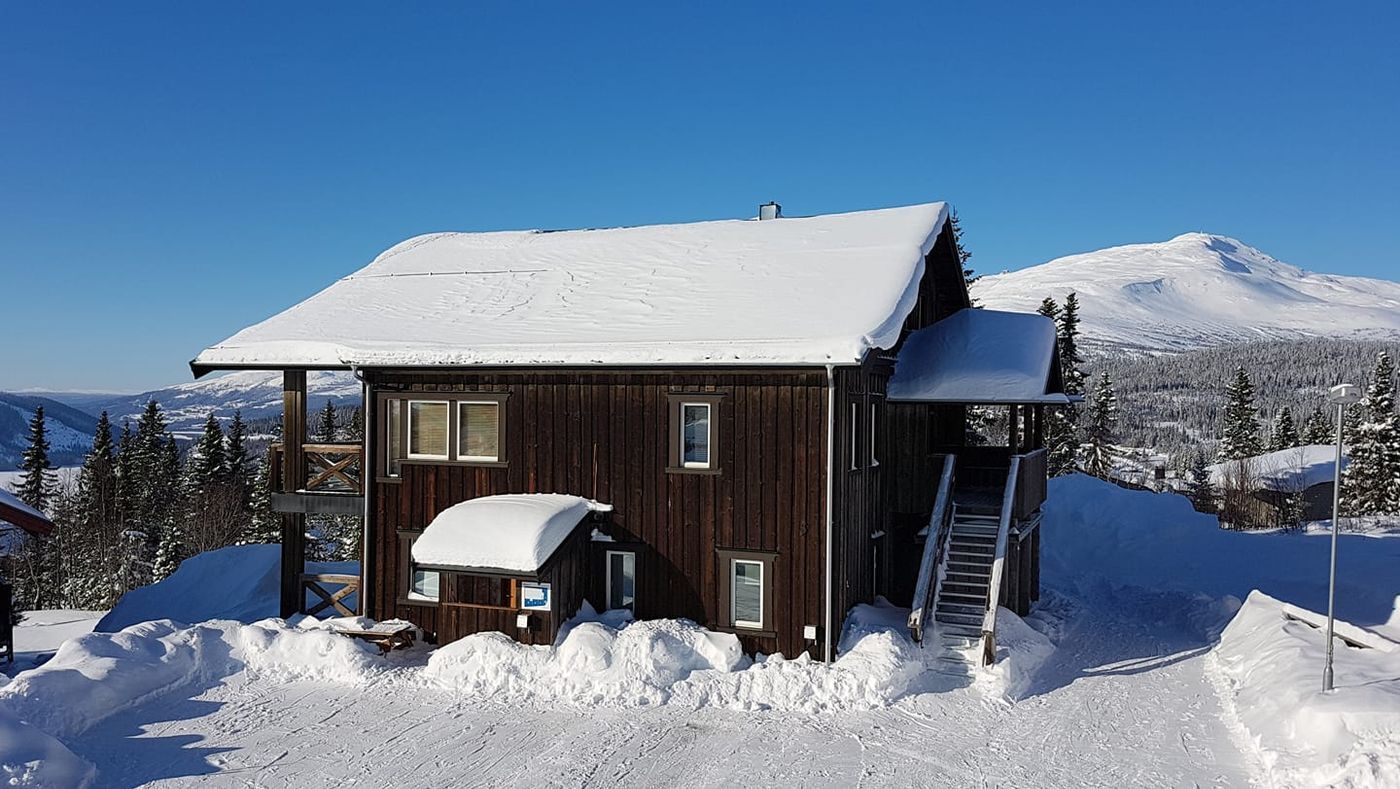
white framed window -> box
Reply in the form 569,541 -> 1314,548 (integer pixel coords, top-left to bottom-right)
606,550 -> 636,612
457,401 -> 501,462
409,567 -> 440,602
731,559 -> 764,629
682,402 -> 711,469
870,399 -> 880,467
407,400 -> 450,459
850,402 -> 859,471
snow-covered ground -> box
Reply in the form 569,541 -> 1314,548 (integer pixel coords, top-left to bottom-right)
3,475 -> 1398,788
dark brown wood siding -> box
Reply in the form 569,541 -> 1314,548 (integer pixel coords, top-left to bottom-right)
365,369 -> 829,659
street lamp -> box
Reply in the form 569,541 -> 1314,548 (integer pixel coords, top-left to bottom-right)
1323,383 -> 1361,692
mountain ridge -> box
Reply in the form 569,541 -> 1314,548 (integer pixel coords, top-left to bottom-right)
972,233 -> 1400,355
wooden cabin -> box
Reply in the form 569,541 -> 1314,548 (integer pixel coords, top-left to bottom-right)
192,202 -> 1064,662
2,488 -> 56,663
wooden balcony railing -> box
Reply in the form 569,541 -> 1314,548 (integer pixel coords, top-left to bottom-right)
302,573 -> 360,617
269,443 -> 364,495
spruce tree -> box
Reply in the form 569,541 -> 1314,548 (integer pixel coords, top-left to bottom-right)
1342,351 -> 1399,515
1268,407 -> 1299,452
1058,293 -> 1086,396
66,411 -> 122,609
948,209 -> 979,305
226,410 -> 250,493
1037,297 -> 1076,476
1186,451 -> 1216,514
1083,371 -> 1118,479
346,406 -> 364,442
240,454 -> 281,545
1218,367 -> 1262,460
16,406 -> 55,512
1302,407 -> 1334,446
316,400 -> 338,443
190,413 -> 227,489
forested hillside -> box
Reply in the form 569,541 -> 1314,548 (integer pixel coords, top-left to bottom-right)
1091,339 -> 1397,456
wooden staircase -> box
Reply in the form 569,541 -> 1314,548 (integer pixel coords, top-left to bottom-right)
933,505 -> 1001,643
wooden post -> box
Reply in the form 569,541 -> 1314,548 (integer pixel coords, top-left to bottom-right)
1031,528 -> 1041,602
280,370 -> 307,619
1031,405 -> 1045,450
1018,534 -> 1033,614
1007,404 -> 1019,449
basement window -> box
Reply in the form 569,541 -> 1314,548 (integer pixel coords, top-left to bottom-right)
398,531 -> 440,605
717,549 -> 774,634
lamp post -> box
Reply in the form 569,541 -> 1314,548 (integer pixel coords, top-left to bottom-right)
1323,383 -> 1361,692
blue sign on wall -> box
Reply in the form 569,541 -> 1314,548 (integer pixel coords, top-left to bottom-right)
521,582 -> 551,611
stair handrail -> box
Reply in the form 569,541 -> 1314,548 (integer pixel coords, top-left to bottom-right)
981,454 -> 1022,666
908,454 -> 957,644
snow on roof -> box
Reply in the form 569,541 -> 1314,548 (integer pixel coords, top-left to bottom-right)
193,203 -> 950,371
1208,445 -> 1346,491
411,494 -> 610,574
887,308 -> 1068,404
0,488 -> 54,537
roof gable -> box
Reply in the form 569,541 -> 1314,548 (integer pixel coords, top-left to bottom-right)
193,202 -> 949,372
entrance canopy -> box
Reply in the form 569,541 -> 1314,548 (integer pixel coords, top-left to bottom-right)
888,308 -> 1068,405
0,488 -> 53,537
412,493 -> 611,575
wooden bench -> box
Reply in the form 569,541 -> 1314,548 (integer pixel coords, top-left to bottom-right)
333,622 -> 416,654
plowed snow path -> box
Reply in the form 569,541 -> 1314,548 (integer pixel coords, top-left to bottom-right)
73,590 -> 1253,788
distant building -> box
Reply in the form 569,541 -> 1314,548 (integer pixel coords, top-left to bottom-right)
1209,445 -> 1346,526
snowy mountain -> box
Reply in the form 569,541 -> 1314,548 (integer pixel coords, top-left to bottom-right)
0,371 -> 359,469
973,233 -> 1400,355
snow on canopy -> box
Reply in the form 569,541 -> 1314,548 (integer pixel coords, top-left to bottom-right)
412,494 -> 611,574
193,203 -> 950,371
1208,445 -> 1346,491
0,487 -> 53,537
887,308 -> 1068,404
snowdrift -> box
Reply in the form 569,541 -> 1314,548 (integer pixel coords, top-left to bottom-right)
1211,591 -> 1400,789
1042,475 -> 1400,626
96,544 -> 358,633
0,617 -> 385,786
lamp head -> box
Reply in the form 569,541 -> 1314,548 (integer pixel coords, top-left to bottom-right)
1328,384 -> 1362,406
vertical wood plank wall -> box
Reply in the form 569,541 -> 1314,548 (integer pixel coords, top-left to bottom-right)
369,370 -> 830,658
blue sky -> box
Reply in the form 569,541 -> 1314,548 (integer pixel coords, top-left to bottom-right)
2,3 -> 1397,392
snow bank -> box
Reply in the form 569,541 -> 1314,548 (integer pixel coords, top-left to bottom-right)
412,494 -> 608,573
96,544 -> 358,632
1042,475 -> 1400,626
237,617 -> 386,684
1209,445 -> 1345,491
97,545 -> 281,632
977,605 -> 1059,700
1211,591 -> 1400,788
0,620 -> 239,738
423,603 -> 934,712
0,707 -> 94,788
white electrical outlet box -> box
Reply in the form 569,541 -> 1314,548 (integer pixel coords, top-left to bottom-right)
803,625 -> 818,640
516,614 -> 530,629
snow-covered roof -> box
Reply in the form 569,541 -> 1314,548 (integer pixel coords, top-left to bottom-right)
193,203 -> 950,372
411,494 -> 610,574
1208,445 -> 1345,491
0,488 -> 54,537
887,308 -> 1068,404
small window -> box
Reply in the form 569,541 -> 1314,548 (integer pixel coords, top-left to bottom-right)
458,401 -> 501,462
870,399 -> 880,467
731,559 -> 764,629
850,402 -> 859,471
606,550 -> 636,612
682,403 -> 711,468
409,567 -> 440,602
407,401 -> 450,459
385,399 -> 403,478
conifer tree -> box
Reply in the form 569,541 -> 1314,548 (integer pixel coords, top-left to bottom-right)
240,454 -> 281,545
1342,351 -> 1399,515
1302,407 -> 1334,446
190,413 -> 227,490
16,406 -> 54,512
1058,293 -> 1086,396
1268,406 -> 1299,452
1083,371 -> 1118,479
316,400 -> 338,443
1218,367 -> 1262,460
948,210 -> 979,305
65,412 -> 122,608
225,410 -> 250,493
1037,297 -> 1076,476
1187,451 -> 1216,514
346,406 -> 364,442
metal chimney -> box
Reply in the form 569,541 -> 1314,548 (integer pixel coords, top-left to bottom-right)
758,201 -> 782,220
